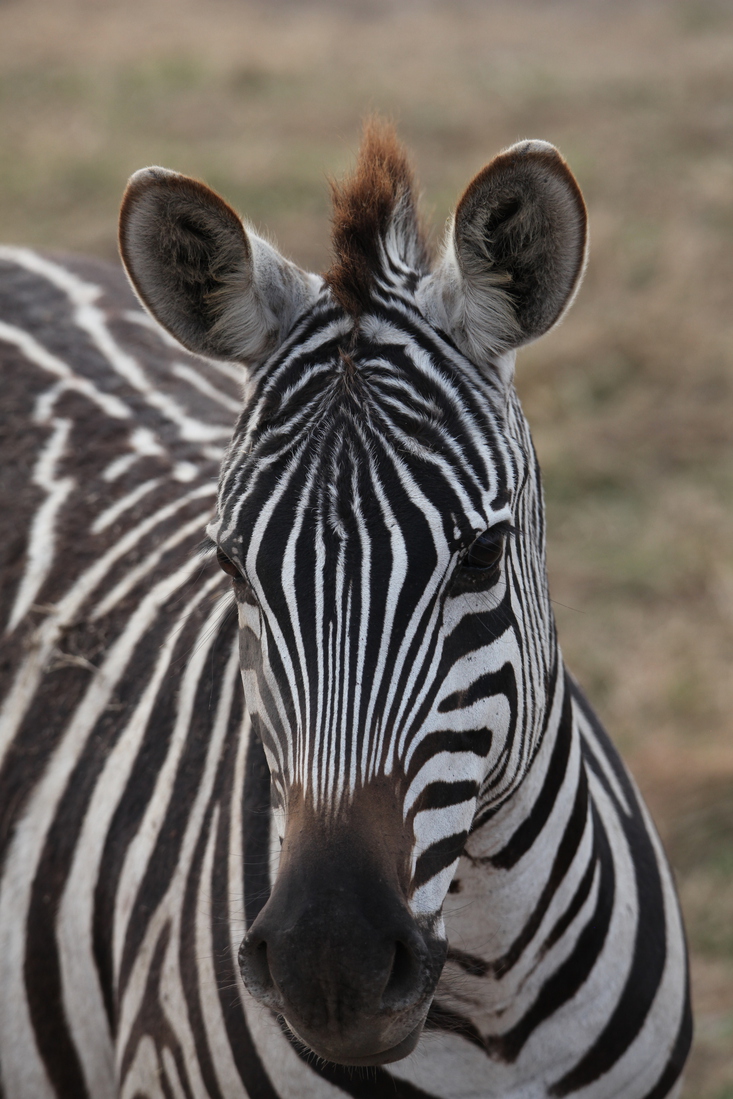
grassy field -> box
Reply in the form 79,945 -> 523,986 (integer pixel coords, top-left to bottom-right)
1,0 -> 731,1093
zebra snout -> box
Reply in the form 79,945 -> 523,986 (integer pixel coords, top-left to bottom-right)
239,883 -> 444,1065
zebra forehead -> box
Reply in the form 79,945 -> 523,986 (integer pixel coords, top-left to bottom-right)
233,335 -> 512,474
217,396 -> 514,556
211,307 -> 520,553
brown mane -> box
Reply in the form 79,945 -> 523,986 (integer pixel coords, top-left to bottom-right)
324,118 -> 431,318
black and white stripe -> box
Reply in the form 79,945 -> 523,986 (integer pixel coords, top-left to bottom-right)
0,131 -> 691,1099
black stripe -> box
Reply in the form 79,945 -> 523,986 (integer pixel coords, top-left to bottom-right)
438,662 -> 518,717
406,727 -> 493,782
640,978 -> 693,1099
541,848 -> 597,957
24,890 -> 91,1097
22,606 -> 181,1099
409,780 -> 479,817
491,763 -> 589,977
212,751 -> 281,1099
425,1000 -> 486,1050
242,726 -> 273,930
118,613 -> 239,1001
550,682 -> 671,1095
413,831 -> 469,891
489,801 -> 616,1064
159,1068 -> 177,1099
119,922 -> 195,1099
179,802 -> 226,1099
93,594 -> 219,1027
371,299 -> 506,405
490,669 -> 571,869
445,946 -> 490,978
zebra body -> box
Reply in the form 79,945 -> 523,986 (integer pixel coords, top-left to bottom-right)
0,126 -> 690,1098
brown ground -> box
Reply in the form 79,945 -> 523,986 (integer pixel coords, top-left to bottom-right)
0,0 -> 731,1093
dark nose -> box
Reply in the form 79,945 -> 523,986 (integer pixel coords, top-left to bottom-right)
240,896 -> 428,1013
238,862 -> 445,1064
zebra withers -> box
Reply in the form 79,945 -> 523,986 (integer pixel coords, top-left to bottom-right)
0,123 -> 690,1097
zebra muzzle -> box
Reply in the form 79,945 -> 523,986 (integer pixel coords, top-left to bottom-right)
238,833 -> 446,1065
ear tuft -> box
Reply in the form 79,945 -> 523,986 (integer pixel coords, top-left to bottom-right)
420,140 -> 587,369
119,168 -> 320,364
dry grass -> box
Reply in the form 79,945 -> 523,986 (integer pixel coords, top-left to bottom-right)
1,0 -> 731,1093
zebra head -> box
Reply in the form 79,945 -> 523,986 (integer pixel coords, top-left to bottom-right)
119,122 -> 587,1068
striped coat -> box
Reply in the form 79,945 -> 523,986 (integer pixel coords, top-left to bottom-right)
0,124 -> 691,1099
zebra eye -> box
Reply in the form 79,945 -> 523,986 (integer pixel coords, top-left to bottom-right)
463,529 -> 505,571
216,548 -> 241,579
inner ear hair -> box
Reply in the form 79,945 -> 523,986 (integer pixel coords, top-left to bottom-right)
454,140 -> 588,349
119,168 -> 259,360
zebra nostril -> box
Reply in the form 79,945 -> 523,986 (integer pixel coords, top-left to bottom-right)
239,934 -> 283,1010
381,938 -> 425,1012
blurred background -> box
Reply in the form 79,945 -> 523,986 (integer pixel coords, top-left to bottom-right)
0,0 -> 731,1093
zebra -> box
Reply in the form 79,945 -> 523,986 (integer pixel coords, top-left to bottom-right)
0,121 -> 691,1099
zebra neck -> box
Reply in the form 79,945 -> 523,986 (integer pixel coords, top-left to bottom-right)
438,665 -> 589,1016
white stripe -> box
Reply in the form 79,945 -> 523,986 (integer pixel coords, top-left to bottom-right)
112,595 -> 234,977
0,552 -> 207,1099
92,479 -> 162,534
116,633 -> 239,1093
196,800 -> 249,1097
576,701 -> 632,817
90,510 -> 211,621
280,459 -> 319,789
0,248 -> 230,444
172,362 -> 242,414
55,574 -> 222,1099
161,1047 -> 187,1099
0,318 -> 131,420
357,452 -> 408,784
118,1035 -> 159,1099
122,310 -> 245,387
6,417 -> 74,632
101,427 -> 167,483
0,482 -> 215,771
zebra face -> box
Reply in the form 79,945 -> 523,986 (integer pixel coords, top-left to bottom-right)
213,330 -> 528,1065
215,316 -> 522,895
120,122 -> 586,1066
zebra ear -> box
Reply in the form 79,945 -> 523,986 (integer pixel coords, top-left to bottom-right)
119,167 -> 321,364
420,140 -> 587,367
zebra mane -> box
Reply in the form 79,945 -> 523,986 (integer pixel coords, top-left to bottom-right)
324,117 -> 432,318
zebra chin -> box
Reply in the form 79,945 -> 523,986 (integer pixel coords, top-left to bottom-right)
283,1017 -> 426,1067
